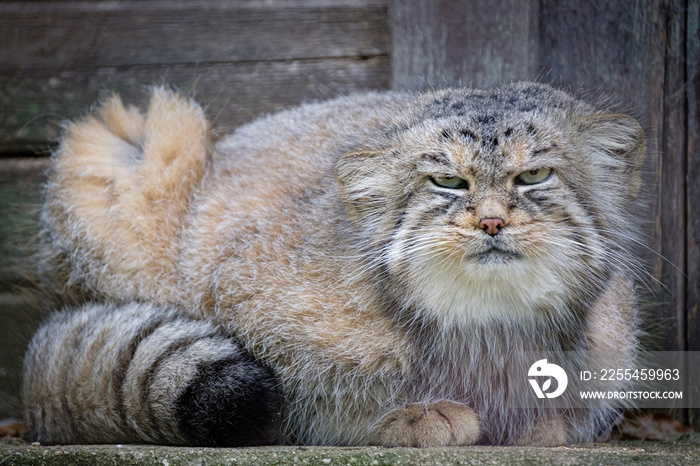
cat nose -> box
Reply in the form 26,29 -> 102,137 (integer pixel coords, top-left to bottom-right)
479,217 -> 505,236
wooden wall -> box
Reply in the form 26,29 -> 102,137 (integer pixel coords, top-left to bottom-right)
1,0 -> 698,428
0,0 -> 390,151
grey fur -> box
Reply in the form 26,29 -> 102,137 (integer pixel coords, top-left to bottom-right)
24,303 -> 280,445
23,83 -> 646,446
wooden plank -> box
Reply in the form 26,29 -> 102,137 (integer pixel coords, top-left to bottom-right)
686,0 -> 700,430
0,158 -> 48,419
536,0 -> 685,353
0,158 -> 49,291
0,292 -> 45,419
390,0 -> 536,90
654,0 -> 688,424
657,0 -> 688,351
0,0 -> 389,71
0,0 -> 391,151
0,56 -> 390,151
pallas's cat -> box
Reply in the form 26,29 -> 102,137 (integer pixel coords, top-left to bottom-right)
23,83 -> 645,447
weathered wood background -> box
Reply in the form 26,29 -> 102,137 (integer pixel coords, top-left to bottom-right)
1,0 -> 698,429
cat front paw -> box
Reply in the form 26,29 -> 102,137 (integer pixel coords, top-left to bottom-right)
374,401 -> 480,447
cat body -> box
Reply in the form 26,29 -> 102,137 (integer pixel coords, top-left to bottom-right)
25,83 -> 644,447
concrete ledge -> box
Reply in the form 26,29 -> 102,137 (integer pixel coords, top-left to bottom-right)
1,435 -> 699,466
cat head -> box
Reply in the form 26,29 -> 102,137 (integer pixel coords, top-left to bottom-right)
336,83 -> 645,327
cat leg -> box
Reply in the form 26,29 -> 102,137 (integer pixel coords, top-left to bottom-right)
40,88 -> 210,304
373,401 -> 480,447
23,302 -> 280,446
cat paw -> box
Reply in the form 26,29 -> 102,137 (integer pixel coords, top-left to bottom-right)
374,401 -> 480,447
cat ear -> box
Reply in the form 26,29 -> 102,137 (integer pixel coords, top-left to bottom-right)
335,149 -> 395,224
577,113 -> 646,200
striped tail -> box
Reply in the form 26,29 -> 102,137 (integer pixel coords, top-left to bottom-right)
23,302 -> 281,446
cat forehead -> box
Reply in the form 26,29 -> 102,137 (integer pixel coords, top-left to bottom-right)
397,85 -> 578,144
418,84 -> 574,117
397,110 -> 564,166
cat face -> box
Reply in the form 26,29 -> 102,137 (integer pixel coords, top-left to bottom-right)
336,84 -> 645,327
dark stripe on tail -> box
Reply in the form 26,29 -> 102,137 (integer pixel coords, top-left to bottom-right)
113,311 -> 178,430
139,334 -> 215,442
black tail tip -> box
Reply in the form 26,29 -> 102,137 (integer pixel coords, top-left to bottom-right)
175,355 -> 282,447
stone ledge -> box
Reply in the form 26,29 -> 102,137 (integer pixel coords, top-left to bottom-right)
1,436 -> 699,466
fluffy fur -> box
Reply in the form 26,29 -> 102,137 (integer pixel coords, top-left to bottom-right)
23,303 -> 280,446
25,83 -> 645,446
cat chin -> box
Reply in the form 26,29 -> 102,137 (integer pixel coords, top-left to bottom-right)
402,255 -> 572,327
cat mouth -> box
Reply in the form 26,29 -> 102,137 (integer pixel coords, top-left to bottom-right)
471,247 -> 522,263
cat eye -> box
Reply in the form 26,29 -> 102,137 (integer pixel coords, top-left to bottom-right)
431,175 -> 469,189
516,168 -> 552,185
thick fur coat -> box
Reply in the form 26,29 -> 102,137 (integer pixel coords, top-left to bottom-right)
24,83 -> 645,447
